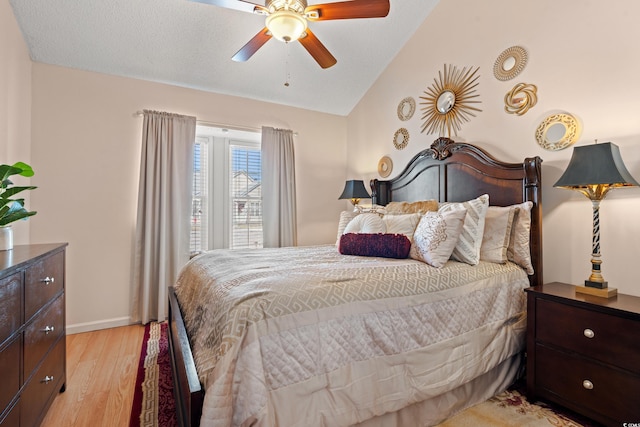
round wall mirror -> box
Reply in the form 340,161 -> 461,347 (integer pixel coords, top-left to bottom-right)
493,46 -> 528,81
502,56 -> 516,71
504,83 -> 537,116
397,97 -> 416,121
535,113 -> 581,151
545,123 -> 566,143
437,91 -> 456,114
420,64 -> 482,137
393,128 -> 409,150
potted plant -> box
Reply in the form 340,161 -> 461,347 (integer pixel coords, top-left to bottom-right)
0,162 -> 37,250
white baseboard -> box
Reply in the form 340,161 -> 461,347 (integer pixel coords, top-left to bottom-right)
66,317 -> 138,335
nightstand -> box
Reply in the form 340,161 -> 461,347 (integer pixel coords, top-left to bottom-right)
525,282 -> 640,426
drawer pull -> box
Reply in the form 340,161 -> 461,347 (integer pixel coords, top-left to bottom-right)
583,328 -> 595,339
42,325 -> 55,334
40,276 -> 55,285
42,375 -> 55,384
582,379 -> 594,390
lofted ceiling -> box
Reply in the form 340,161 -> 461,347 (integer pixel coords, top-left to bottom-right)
9,0 -> 439,116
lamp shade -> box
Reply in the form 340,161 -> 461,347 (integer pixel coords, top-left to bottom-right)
339,180 -> 371,201
554,142 -> 639,190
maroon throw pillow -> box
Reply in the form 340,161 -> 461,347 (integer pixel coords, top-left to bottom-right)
339,233 -> 411,259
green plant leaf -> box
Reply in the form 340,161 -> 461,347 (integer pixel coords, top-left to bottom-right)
1,185 -> 37,199
12,161 -> 35,177
0,202 -> 36,227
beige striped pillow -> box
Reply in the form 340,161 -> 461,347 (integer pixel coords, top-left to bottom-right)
439,194 -> 490,265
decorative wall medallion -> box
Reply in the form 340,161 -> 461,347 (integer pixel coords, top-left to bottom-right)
397,97 -> 416,121
419,64 -> 482,137
393,128 -> 410,150
378,156 -> 393,178
493,46 -> 528,81
535,113 -> 581,151
504,83 -> 538,116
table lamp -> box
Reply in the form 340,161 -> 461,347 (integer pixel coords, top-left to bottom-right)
554,141 -> 639,298
339,180 -> 371,207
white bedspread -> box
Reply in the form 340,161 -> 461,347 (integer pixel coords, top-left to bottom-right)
174,245 -> 529,427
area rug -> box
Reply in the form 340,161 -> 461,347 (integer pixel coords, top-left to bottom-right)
129,322 -> 178,427
438,383 -> 600,427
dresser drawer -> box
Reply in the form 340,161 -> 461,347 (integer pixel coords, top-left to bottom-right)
21,338 -> 65,427
536,344 -> 640,423
0,399 -> 19,427
0,336 -> 21,415
535,298 -> 640,374
0,272 -> 22,345
25,251 -> 64,321
24,294 -> 65,376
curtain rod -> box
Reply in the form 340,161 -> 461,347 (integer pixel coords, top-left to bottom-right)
134,111 -> 297,135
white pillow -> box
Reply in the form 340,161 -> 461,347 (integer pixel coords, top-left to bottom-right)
382,213 -> 421,241
507,201 -> 534,275
439,194 -> 489,265
343,213 -> 386,234
336,211 -> 359,245
410,208 -> 467,268
480,206 -> 516,264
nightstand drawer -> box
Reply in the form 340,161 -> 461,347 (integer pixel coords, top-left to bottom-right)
24,294 -> 64,376
536,344 -> 640,423
536,298 -> 640,374
25,251 -> 64,321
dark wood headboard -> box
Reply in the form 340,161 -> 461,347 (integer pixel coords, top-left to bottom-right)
371,138 -> 543,287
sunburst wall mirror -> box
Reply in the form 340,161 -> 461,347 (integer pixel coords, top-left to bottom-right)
419,64 -> 482,137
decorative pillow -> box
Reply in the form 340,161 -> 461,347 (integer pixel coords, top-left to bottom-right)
507,201 -> 534,275
336,211 -> 359,245
343,213 -> 386,234
410,208 -> 467,268
339,233 -> 411,259
385,200 -> 439,215
382,213 -> 421,241
439,194 -> 489,265
480,206 -> 516,264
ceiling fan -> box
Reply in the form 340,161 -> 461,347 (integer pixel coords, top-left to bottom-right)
190,0 -> 391,68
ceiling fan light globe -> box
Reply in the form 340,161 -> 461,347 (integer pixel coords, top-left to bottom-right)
266,10 -> 307,42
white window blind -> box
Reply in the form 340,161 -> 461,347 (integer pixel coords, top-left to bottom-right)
190,126 -> 261,254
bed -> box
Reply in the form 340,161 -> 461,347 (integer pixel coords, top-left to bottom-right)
168,137 -> 543,427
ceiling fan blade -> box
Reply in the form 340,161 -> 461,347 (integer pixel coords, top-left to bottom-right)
232,28 -> 272,62
189,0 -> 262,14
305,0 -> 390,21
298,29 -> 337,69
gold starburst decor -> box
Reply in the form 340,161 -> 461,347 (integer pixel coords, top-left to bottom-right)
419,65 -> 482,137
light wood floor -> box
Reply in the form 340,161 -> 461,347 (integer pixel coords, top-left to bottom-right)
40,324 -> 146,427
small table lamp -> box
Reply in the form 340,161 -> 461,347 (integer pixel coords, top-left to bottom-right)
339,180 -> 371,207
554,141 -> 639,298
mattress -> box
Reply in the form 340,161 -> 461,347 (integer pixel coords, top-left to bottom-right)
174,245 -> 529,427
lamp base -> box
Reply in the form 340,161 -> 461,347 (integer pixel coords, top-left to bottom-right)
575,285 -> 617,298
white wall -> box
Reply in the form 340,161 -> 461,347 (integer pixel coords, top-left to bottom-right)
29,64 -> 348,333
1,0 -> 32,243
348,0 -> 640,296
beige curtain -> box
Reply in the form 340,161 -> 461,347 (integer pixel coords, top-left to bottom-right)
131,110 -> 196,324
261,126 -> 297,247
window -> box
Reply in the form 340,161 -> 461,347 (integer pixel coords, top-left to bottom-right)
190,126 -> 262,255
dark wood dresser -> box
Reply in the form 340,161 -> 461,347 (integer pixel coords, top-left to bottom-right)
525,282 -> 640,426
0,243 -> 68,427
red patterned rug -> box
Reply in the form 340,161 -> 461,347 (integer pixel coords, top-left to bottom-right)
129,322 -> 178,427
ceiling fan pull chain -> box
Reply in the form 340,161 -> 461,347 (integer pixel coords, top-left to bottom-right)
284,43 -> 291,87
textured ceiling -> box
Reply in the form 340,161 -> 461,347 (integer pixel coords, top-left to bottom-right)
9,0 -> 439,116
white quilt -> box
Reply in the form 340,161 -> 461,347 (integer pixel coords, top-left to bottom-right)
174,245 -> 529,427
